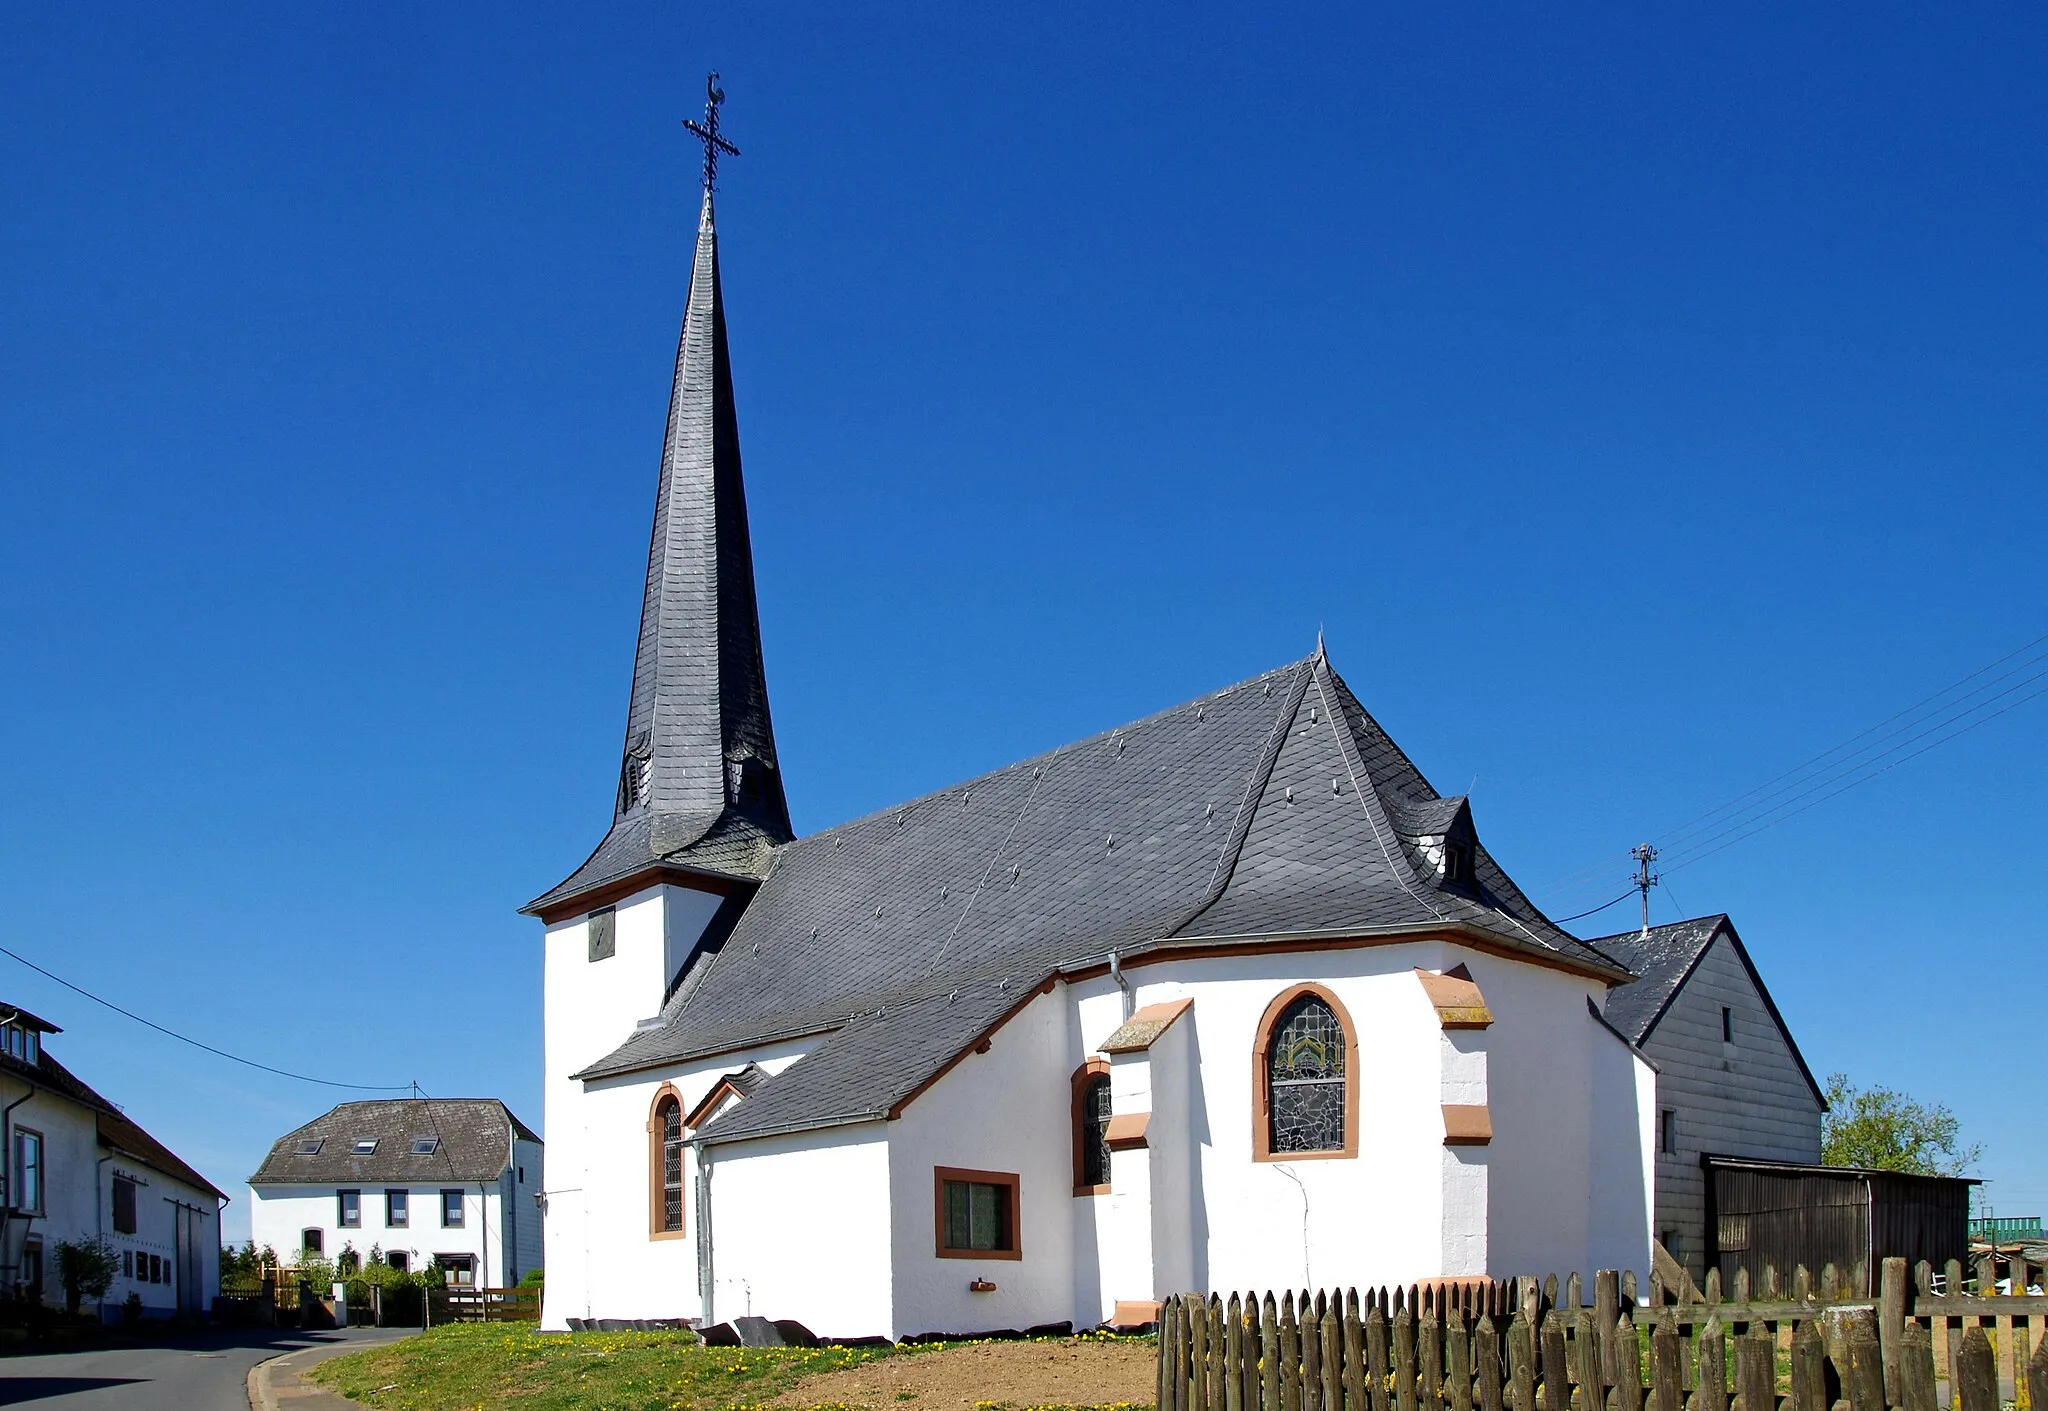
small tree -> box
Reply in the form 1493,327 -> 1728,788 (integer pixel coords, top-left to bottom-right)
52,1237 -> 122,1316
1822,1072 -> 1981,1175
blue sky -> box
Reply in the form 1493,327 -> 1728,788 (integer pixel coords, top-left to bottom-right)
3,3 -> 2042,1246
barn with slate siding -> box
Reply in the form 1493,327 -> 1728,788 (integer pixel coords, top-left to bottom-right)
526,153 -> 1700,1340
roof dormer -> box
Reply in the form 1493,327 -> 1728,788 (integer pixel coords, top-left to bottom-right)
1392,796 -> 1481,894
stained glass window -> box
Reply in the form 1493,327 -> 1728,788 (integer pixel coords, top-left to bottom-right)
1078,1075 -> 1112,1188
659,1098 -> 684,1232
1266,993 -> 1347,1154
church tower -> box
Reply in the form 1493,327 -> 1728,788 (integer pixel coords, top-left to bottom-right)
526,78 -> 790,930
526,91 -> 785,1293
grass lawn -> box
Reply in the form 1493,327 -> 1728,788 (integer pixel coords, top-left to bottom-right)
307,1323 -> 1155,1411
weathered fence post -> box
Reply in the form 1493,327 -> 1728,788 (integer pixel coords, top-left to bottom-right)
1304,1297 -> 1325,1411
1789,1319 -> 1827,1411
1879,1258 -> 1908,1406
1650,1313 -> 1682,1411
1160,1296 -> 1176,1411
1246,1296 -> 1266,1411
1575,1307 -> 1605,1411
1595,1273 -> 1620,1389
1735,1331 -> 1773,1411
1261,1294 -> 1277,1408
1368,1303 -> 1391,1411
1478,1314 -> 1505,1411
1213,1296 -> 1230,1411
1192,1294 -> 1212,1411
1845,1320 -> 1885,1411
1450,1311 -> 1474,1411
1395,1302 -> 1419,1411
1898,1321 -> 1938,1411
1228,1294 -> 1246,1411
2026,1336 -> 2048,1411
1540,1314 -> 1570,1411
1697,1316 -> 1728,1411
1283,1292 -> 1305,1411
1345,1292 -> 1368,1411
1613,1313 -> 1643,1411
1955,1328 -> 1995,1411
1507,1315 -> 1536,1411
1322,1306 -> 1344,1411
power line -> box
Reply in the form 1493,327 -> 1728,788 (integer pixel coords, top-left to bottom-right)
1552,890 -> 1638,924
0,941 -> 412,1092
1534,631 -> 2048,913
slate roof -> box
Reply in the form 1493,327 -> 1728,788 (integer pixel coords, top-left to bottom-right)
1585,915 -> 1729,1043
100,1109 -> 227,1200
249,1099 -> 539,1185
527,190 -> 790,914
578,650 -> 1626,1147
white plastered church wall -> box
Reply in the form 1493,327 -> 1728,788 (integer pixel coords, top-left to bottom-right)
708,1123 -> 894,1337
886,987 -> 1075,1339
541,881 -> 767,1331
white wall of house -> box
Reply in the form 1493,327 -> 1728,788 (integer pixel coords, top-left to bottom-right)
0,1084 -> 221,1319
1637,934 -> 1822,1281
248,1183 -> 519,1283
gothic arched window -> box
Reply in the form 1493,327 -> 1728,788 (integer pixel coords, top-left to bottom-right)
1072,1061 -> 1112,1194
1255,986 -> 1357,1159
649,1088 -> 685,1237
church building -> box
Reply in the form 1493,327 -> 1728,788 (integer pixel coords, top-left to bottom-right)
530,90 -> 1658,1340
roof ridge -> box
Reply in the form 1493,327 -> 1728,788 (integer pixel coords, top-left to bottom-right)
1170,658 -> 1318,937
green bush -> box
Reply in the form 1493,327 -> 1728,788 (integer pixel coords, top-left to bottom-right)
517,1267 -> 544,1289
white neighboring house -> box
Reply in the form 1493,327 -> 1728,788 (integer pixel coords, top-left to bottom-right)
0,1002 -> 227,1320
248,1099 -> 542,1288
526,164 -> 1670,1341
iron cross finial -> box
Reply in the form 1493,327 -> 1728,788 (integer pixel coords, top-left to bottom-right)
683,71 -> 740,192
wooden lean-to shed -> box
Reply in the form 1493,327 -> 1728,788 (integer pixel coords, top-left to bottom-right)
1704,1156 -> 1976,1293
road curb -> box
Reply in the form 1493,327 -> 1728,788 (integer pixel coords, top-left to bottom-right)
247,1330 -> 412,1411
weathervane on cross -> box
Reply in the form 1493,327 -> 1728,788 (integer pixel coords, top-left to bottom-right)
684,72 -> 740,192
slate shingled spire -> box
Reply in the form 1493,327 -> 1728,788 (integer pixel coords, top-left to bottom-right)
525,186 -> 790,914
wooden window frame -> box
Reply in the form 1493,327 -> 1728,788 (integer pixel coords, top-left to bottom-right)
439,1188 -> 465,1228
337,1188 -> 361,1228
1251,984 -> 1360,1162
933,1166 -> 1022,1260
647,1084 -> 687,1240
385,1188 -> 409,1227
1071,1059 -> 1112,1196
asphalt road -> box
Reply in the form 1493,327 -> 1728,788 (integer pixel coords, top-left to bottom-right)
0,1326 -> 401,1409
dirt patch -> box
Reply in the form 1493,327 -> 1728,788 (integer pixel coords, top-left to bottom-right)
773,1337 -> 1155,1410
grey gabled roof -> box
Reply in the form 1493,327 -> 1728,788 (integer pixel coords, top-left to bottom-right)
1588,914 -> 1827,1109
1586,915 -> 1729,1043
249,1099 -> 539,1185
527,190 -> 790,915
583,649 -> 1623,1147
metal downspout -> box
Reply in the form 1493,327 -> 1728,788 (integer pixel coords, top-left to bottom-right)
694,1148 -> 713,1325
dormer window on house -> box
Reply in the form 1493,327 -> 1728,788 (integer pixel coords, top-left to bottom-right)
352,1138 -> 378,1156
296,1138 -> 324,1156
411,1137 -> 439,1156
1,1023 -> 38,1064
1442,841 -> 1475,887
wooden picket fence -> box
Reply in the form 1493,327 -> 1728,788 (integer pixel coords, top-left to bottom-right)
1158,1257 -> 2048,1411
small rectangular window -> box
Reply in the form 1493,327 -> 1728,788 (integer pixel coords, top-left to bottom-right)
150,1253 -> 162,1284
112,1176 -> 138,1235
1659,1109 -> 1677,1155
588,906 -> 617,962
437,1252 -> 476,1285
934,1167 -> 1020,1258
296,1138 -> 324,1156
18,1240 -> 40,1291
351,1138 -> 378,1156
338,1189 -> 361,1227
23,1032 -> 35,1063
441,1189 -> 464,1227
123,1250 -> 134,1279
1721,1006 -> 1734,1043
411,1137 -> 438,1156
387,1250 -> 409,1272
386,1189 -> 409,1226
302,1228 -> 324,1255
